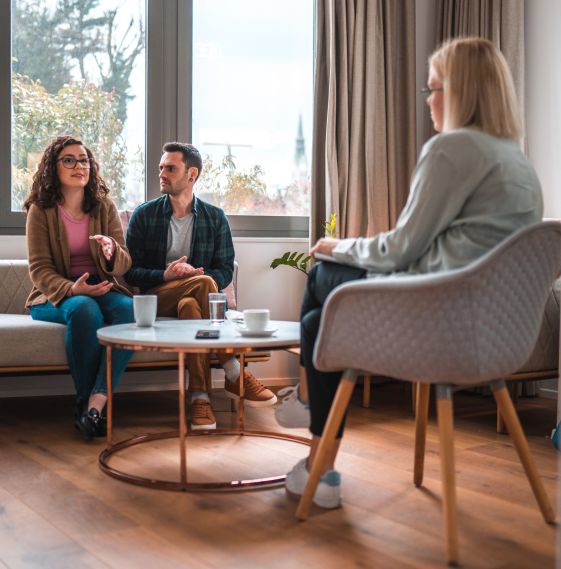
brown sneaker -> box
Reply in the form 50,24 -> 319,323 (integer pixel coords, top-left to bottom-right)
190,399 -> 217,430
225,372 -> 278,407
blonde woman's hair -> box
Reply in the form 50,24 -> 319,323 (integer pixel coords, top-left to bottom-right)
429,37 -> 522,139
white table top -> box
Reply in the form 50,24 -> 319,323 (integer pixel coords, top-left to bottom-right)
97,319 -> 300,351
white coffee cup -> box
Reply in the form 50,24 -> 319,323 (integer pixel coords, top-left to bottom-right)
243,309 -> 270,332
134,295 -> 157,327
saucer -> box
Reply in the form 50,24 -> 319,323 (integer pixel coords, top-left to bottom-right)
236,325 -> 278,337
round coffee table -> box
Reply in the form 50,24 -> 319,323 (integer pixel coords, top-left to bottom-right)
96,319 -> 309,491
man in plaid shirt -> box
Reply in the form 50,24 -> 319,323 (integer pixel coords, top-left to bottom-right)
125,143 -> 276,429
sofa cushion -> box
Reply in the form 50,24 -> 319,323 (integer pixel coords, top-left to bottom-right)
0,314 -> 67,366
0,314 -> 270,368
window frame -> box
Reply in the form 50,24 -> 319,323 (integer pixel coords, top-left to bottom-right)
0,0 -> 311,238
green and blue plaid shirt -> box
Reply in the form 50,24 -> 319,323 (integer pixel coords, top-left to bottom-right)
124,195 -> 235,294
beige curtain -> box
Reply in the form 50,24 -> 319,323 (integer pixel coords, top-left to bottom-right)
435,0 -> 526,150
311,0 -> 417,243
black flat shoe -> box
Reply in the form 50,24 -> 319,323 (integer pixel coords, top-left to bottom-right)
75,408 -> 102,441
95,416 -> 107,437
73,402 -> 107,439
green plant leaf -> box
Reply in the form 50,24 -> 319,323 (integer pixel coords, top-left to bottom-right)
300,256 -> 311,270
270,251 -> 309,275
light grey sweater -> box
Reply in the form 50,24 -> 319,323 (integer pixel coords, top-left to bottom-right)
332,128 -> 544,276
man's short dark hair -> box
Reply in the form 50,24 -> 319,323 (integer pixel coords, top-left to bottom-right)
162,142 -> 203,181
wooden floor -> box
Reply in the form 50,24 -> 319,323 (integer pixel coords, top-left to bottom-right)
0,383 -> 557,569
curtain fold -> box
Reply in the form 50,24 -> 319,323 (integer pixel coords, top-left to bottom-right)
435,0 -> 526,149
311,0 -> 416,243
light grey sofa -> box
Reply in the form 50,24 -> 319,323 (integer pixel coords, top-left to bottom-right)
0,260 -> 271,377
0,259 -> 559,402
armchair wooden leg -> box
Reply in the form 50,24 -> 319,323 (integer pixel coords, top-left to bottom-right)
299,365 -> 308,402
414,383 -> 430,487
363,375 -> 371,408
497,409 -> 506,434
491,380 -> 555,523
436,385 -> 459,566
296,369 -> 358,521
511,382 -> 519,403
412,382 -> 418,414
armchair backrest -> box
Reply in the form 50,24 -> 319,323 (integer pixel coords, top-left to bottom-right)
313,222 -> 561,385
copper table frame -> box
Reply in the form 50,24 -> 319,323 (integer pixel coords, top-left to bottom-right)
97,340 -> 311,491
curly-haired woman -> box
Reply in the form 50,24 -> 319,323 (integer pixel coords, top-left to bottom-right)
24,135 -> 135,440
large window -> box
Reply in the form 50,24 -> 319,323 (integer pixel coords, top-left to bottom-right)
192,0 -> 313,216
11,0 -> 146,212
1,0 -> 313,235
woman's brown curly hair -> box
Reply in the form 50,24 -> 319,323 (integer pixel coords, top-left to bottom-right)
23,135 -> 110,215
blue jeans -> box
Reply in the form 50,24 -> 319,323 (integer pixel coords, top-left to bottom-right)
30,277 -> 134,403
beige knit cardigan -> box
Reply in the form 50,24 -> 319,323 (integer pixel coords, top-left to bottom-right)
25,197 -> 133,308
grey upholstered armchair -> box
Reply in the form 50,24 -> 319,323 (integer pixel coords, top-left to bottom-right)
295,222 -> 561,566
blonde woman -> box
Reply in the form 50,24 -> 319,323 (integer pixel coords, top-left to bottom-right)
279,38 -> 544,509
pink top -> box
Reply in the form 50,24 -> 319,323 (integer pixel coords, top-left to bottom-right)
58,204 -> 98,280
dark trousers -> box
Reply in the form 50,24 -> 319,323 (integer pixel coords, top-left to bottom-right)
301,262 -> 366,439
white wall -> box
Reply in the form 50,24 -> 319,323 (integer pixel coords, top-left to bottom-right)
0,235 -> 26,259
524,1 -> 561,403
0,236 -> 308,396
525,0 -> 561,219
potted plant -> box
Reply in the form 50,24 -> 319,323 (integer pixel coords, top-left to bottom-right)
270,213 -> 338,276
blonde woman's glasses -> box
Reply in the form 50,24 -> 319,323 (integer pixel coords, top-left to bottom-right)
421,87 -> 443,103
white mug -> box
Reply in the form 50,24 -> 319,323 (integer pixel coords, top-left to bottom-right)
134,295 -> 157,327
243,309 -> 270,332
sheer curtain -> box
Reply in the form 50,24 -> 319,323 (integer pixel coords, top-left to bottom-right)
310,0 -> 417,243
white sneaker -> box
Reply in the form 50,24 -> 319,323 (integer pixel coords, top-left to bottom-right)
275,385 -> 311,428
285,458 -> 342,509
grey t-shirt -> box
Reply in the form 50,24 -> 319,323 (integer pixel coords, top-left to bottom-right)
332,128 -> 544,276
166,213 -> 195,265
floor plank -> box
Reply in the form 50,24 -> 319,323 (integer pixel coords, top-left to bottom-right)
0,383 -> 557,568
0,486 -> 108,569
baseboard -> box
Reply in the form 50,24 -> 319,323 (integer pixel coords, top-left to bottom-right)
211,377 -> 298,390
0,371 -> 299,399
538,388 -> 558,400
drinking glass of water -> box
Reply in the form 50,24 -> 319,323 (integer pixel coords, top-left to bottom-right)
208,292 -> 227,325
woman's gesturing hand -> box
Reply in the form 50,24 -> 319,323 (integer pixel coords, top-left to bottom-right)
91,235 -> 115,261
72,273 -> 113,297
310,238 -> 340,259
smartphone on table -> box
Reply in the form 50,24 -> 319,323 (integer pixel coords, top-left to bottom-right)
196,330 -> 220,339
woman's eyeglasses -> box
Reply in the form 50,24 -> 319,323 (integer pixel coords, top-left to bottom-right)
421,87 -> 443,103
57,157 -> 94,169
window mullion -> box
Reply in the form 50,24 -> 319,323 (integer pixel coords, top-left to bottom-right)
0,0 -> 25,230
